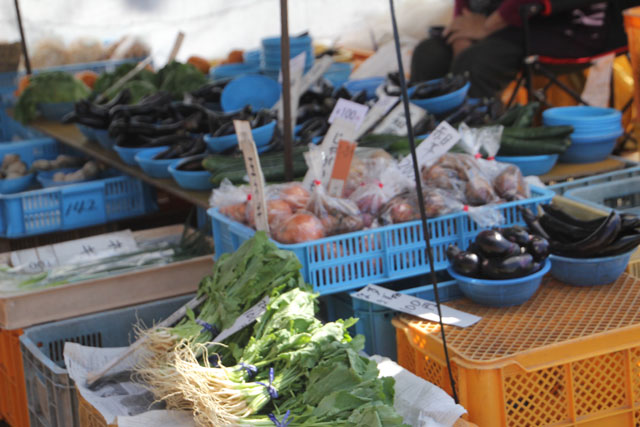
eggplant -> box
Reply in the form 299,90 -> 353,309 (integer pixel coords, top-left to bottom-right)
540,204 -> 604,231
518,206 -> 550,240
599,232 -> 640,257
178,158 -> 205,171
452,251 -> 480,277
539,213 -> 592,243
475,230 -> 520,258
447,244 -> 461,262
527,236 -> 549,262
550,211 -> 622,258
481,254 -> 535,280
621,213 -> 640,232
501,226 -> 532,246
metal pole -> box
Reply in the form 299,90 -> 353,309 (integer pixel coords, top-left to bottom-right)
279,0 -> 294,181
388,0 -> 458,403
13,0 -> 31,74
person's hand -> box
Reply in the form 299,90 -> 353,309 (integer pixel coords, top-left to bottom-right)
451,38 -> 472,57
444,8 -> 490,43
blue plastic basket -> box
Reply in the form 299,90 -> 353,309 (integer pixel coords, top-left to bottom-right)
19,294 -> 192,427
0,137 -> 59,165
542,106 -> 622,126
220,75 -> 281,112
343,77 -> 385,100
447,260 -> 551,307
495,154 -> 559,176
36,167 -> 96,188
210,63 -> 260,81
549,251 -> 633,286
94,129 -> 116,150
209,186 -> 554,295
0,174 -> 156,238
169,155 -> 213,191
0,172 -> 34,194
560,132 -> 621,164
134,147 -> 180,179
114,144 -> 164,166
564,176 -> 640,215
204,121 -> 276,153
408,80 -> 470,114
548,157 -> 640,195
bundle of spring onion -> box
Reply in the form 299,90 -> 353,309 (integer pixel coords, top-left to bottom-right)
135,232 -> 307,409
0,226 -> 211,293
140,287 -> 406,426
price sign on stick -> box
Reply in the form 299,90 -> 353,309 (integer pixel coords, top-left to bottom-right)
327,140 -> 357,197
328,98 -> 369,130
234,120 -> 270,233
398,121 -> 460,178
213,296 -> 269,342
373,103 -> 426,136
352,284 -> 481,327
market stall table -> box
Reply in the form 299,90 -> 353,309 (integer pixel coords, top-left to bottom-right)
28,120 -> 211,208
539,157 -> 626,183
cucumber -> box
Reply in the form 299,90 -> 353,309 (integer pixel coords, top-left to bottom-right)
512,102 -> 540,128
210,157 -> 307,186
503,125 -> 574,140
359,134 -> 406,150
498,136 -> 570,156
497,106 -> 522,127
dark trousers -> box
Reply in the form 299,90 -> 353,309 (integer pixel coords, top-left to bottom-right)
410,31 -> 524,99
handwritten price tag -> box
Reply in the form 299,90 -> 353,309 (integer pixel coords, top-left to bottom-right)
373,103 -> 426,136
234,120 -> 269,233
398,121 -> 460,178
355,94 -> 399,139
328,98 -> 369,130
327,140 -> 357,197
213,296 -> 269,342
351,284 -> 481,328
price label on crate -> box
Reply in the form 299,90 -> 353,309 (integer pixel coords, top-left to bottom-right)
398,121 -> 460,179
328,98 -> 369,130
351,284 -> 481,327
213,296 -> 269,342
11,230 -> 139,272
234,120 -> 269,233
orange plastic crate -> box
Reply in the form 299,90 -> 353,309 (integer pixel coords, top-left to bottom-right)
0,328 -> 28,427
393,273 -> 640,427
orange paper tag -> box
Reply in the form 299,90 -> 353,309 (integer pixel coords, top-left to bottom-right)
327,139 -> 356,197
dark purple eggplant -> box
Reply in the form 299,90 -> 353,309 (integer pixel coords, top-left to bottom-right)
599,232 -> 640,257
447,244 -> 461,262
518,206 -> 550,240
501,226 -> 532,246
452,251 -> 480,277
550,211 -> 622,258
540,203 -> 604,231
539,212 -> 592,242
482,254 -> 535,280
621,214 -> 640,232
475,230 -> 520,258
527,236 -> 549,262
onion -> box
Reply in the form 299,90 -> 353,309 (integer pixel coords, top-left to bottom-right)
279,184 -> 310,212
273,212 -> 325,244
220,202 -> 248,224
246,199 -> 293,229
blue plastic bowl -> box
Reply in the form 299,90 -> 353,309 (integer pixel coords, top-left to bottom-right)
560,130 -> 622,163
38,102 -> 75,122
134,147 -> 181,179
204,121 -> 276,154
220,74 -> 281,112
495,154 -> 559,176
549,250 -> 633,286
447,259 -> 551,307
408,79 -> 470,114
210,63 -> 260,81
261,35 -> 312,49
0,173 -> 34,194
94,129 -> 116,150
542,106 -> 622,126
168,155 -> 213,191
243,49 -> 262,66
114,144 -> 167,166
77,124 -> 96,141
343,77 -> 385,100
323,62 -> 353,88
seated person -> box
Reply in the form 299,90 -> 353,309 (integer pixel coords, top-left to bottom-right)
410,0 -> 637,98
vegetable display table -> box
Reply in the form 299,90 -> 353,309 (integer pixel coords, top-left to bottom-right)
394,272 -> 640,427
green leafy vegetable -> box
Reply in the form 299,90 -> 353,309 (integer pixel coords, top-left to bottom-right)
121,80 -> 158,104
14,72 -> 90,123
157,60 -> 208,99
91,63 -> 158,98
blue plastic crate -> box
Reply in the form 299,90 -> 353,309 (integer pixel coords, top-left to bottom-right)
209,186 -> 554,295
564,176 -> 640,215
0,174 -> 157,238
19,294 -> 192,427
547,156 -> 640,196
0,137 -> 59,165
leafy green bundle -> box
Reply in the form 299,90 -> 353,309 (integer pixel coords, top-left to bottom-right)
91,63 -> 158,98
166,288 -> 406,426
15,71 -> 91,123
157,61 -> 208,100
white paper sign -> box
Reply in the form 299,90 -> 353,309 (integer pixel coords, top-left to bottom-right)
279,51 -> 306,84
352,284 -> 481,328
12,230 -> 139,272
373,103 -> 427,136
398,121 -> 460,178
356,94 -> 399,140
328,98 -> 369,130
317,118 -> 357,187
213,296 -> 269,342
